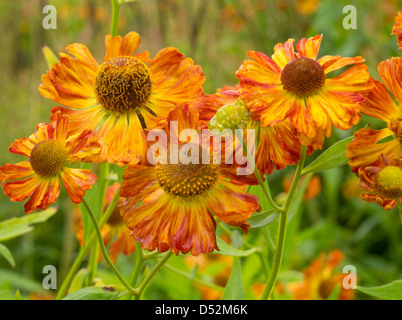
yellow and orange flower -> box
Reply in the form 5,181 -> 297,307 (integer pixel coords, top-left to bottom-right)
236,34 -> 372,149
0,112 -> 100,213
119,104 -> 260,256
200,90 -> 303,175
40,31 -> 205,166
392,11 -> 402,49
74,182 -> 135,262
347,58 -> 402,171
355,154 -> 401,210
289,249 -> 355,300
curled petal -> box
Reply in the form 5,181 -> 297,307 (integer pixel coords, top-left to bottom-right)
61,168 -> 97,203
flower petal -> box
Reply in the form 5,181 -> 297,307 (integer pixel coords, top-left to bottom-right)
0,161 -> 34,185
61,168 -> 97,203
296,34 -> 322,60
104,32 -> 141,61
378,57 -> 402,104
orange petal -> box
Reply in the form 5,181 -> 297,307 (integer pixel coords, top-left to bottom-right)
66,129 -> 102,162
61,168 -> 97,203
317,55 -> 365,74
378,57 -> 402,103
24,177 -> 60,213
359,77 -> 400,122
9,137 -> 34,157
206,181 -> 261,234
39,54 -> 97,109
65,43 -> 99,72
3,175 -> 41,203
120,164 -> 157,198
296,34 -> 322,60
53,112 -> 69,144
346,128 -> 400,169
29,123 -> 55,144
392,11 -> 402,49
104,32 -> 141,61
0,161 -> 34,185
271,39 -> 296,69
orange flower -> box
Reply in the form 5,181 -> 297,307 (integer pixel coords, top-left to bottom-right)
74,182 -> 135,262
40,32 -> 205,166
201,90 -> 303,175
392,11 -> 402,49
355,154 -> 401,210
236,34 -> 372,149
119,104 -> 260,255
0,113 -> 100,213
289,249 -> 355,300
347,58 -> 402,171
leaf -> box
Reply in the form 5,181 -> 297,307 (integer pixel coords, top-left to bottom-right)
248,209 -> 279,229
0,208 -> 57,242
220,257 -> 244,300
62,286 -> 122,300
357,280 -> 402,300
0,244 -> 15,267
302,136 -> 353,175
215,237 -> 256,256
0,269 -> 45,293
68,268 -> 88,294
42,45 -> 58,69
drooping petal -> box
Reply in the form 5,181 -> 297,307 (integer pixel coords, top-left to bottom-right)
318,55 -> 365,74
66,129 -> 102,162
121,193 -> 218,255
24,177 -> 60,213
378,57 -> 402,104
60,168 -> 97,203
359,77 -> 400,122
206,180 -> 260,234
2,175 -> 41,203
8,138 -> 34,157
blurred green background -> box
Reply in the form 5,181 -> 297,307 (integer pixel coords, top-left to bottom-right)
0,0 -> 401,300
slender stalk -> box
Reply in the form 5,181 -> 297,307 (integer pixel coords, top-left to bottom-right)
82,197 -> 138,297
260,145 -> 307,300
110,0 -> 121,37
130,242 -> 145,288
136,252 -> 173,298
55,191 -> 121,300
235,130 -> 282,212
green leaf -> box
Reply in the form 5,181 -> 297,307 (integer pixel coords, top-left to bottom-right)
220,257 -> 244,300
42,45 -> 58,69
357,280 -> 402,300
68,268 -> 88,294
215,238 -> 256,256
15,290 -> 23,300
0,208 -> 57,242
62,286 -> 122,300
302,136 -> 353,175
0,244 -> 15,267
0,269 -> 45,293
248,209 -> 278,229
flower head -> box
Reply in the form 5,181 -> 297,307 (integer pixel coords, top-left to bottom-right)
119,104 -> 260,255
40,32 -> 205,166
0,112 -> 100,213
236,34 -> 372,149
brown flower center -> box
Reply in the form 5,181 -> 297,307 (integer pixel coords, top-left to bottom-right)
281,57 -> 325,97
94,56 -> 152,113
30,140 -> 69,177
155,144 -> 220,197
375,165 -> 402,199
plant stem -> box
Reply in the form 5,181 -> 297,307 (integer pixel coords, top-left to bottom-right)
260,145 -> 307,300
55,190 -> 121,300
136,252 -> 173,299
130,242 -> 144,288
82,197 -> 138,296
110,0 -> 121,37
235,130 -> 282,212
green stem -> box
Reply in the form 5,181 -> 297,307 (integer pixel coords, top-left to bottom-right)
260,145 -> 307,300
136,252 -> 173,299
130,242 -> 145,288
55,190 -> 121,300
235,130 -> 282,212
110,0 -> 121,37
82,197 -> 138,296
